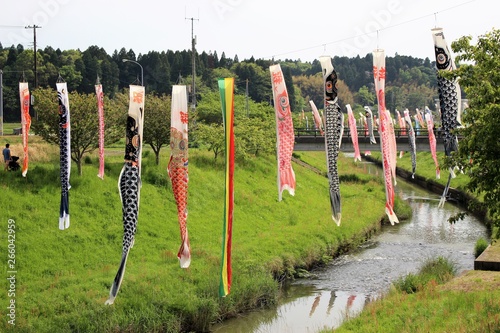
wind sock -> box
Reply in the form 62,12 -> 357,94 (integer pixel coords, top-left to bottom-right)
320,56 -> 343,226
359,112 -> 367,135
19,82 -> 31,177
373,49 -> 398,225
425,109 -> 440,179
96,82 -> 105,179
309,100 -> 324,135
414,114 -> 421,136
396,110 -> 405,158
169,85 -> 191,268
106,85 -> 144,305
218,78 -> 235,297
346,104 -> 361,162
386,110 -> 397,185
404,110 -> 417,178
358,112 -> 371,155
269,64 -> 296,201
415,108 -> 425,128
57,82 -> 71,230
432,27 -> 461,207
363,106 -> 377,144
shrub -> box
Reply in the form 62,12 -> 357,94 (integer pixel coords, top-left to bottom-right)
393,273 -> 421,294
393,257 -> 456,294
419,256 -> 456,285
474,238 -> 489,258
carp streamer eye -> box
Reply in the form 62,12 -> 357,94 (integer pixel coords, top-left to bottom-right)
326,81 -> 333,92
437,53 -> 447,65
279,96 -> 289,108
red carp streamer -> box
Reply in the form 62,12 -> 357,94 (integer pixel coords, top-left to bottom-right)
96,83 -> 105,179
269,64 -> 296,201
169,85 -> 191,268
373,50 -> 399,225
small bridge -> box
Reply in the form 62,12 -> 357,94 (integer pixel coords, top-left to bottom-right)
294,128 -> 449,152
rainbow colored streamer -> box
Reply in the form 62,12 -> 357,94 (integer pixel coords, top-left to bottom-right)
218,78 -> 235,297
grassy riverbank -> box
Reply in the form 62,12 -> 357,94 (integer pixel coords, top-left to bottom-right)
332,257 -> 500,332
324,152 -> 500,333
0,137 -> 408,332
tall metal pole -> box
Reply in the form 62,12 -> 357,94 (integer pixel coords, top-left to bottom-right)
186,17 -> 199,111
191,21 -> 196,111
25,25 -> 41,88
245,78 -> 249,117
0,69 -> 3,136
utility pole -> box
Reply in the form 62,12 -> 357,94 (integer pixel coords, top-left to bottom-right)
0,69 -> 3,136
185,17 -> 198,111
25,25 -> 41,88
245,79 -> 249,117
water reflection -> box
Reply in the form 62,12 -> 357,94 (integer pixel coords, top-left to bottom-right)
212,288 -> 367,333
211,164 -> 489,333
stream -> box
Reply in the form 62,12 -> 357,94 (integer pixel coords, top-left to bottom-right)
212,162 -> 489,333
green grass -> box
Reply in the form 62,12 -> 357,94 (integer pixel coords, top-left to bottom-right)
368,151 -> 471,191
329,258 -> 500,333
475,238 -> 490,258
393,257 -> 456,294
0,142 -> 402,332
320,152 -> 499,333
2,123 -> 22,136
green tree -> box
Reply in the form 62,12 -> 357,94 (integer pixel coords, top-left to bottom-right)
448,28 -> 500,231
234,117 -> 274,161
194,123 -> 224,161
142,94 -> 171,165
231,62 -> 271,103
355,85 -> 376,107
31,87 -> 125,175
293,74 -> 323,110
195,90 -> 224,125
337,79 -> 354,110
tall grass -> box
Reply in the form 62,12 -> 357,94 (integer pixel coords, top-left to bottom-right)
326,152 -> 499,333
474,238 -> 489,258
393,256 -> 456,294
0,143 -> 400,332
331,257 -> 500,333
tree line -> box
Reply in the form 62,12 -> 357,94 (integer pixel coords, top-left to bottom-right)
1,42 -> 440,123
0,42 -> 441,178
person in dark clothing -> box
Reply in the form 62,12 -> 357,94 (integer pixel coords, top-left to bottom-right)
3,144 -> 11,171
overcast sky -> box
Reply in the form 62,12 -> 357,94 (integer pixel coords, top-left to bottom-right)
0,0 -> 497,62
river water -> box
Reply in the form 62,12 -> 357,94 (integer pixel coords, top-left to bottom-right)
212,163 -> 489,333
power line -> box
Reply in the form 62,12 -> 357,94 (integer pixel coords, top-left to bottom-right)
268,0 -> 476,60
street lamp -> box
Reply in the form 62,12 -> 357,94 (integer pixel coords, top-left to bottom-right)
122,59 -> 143,86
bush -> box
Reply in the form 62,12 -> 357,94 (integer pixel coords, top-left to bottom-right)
474,238 -> 489,258
393,257 -> 456,294
393,273 -> 420,294
419,256 -> 456,284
